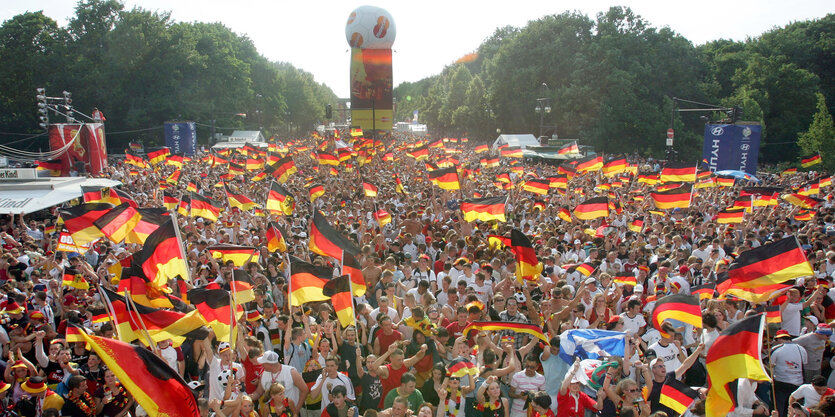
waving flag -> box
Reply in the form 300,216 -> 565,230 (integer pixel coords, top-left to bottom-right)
190,193 -> 220,222
660,375 -> 700,415
511,229 -> 543,281
728,237 -> 813,289
460,195 -> 507,223
134,218 -> 189,288
463,321 -> 548,344
428,166 -> 460,190
208,244 -> 258,267
574,197 -> 609,220
59,203 -> 113,246
93,203 -> 141,244
558,329 -> 626,363
322,275 -> 354,327
309,211 -> 361,259
362,182 -> 379,197
661,161 -> 697,183
266,222 -> 288,253
651,294 -> 703,338
267,182 -> 295,216
801,154 -> 822,168
289,256 -> 332,306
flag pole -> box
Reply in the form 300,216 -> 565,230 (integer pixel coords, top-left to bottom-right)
95,283 -> 121,341
124,290 -> 159,354
341,251 -> 358,327
168,209 -> 192,284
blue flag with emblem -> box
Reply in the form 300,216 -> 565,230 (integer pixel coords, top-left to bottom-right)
558,329 -> 627,364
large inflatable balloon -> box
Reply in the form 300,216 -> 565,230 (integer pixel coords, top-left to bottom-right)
345,5 -> 396,49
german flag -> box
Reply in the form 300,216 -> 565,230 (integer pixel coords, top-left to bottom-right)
479,157 -> 499,168
500,147 -> 523,158
554,208 -> 569,223
81,186 -> 111,204
407,145 -> 429,161
782,193 -> 823,209
393,174 -> 405,194
496,172 -> 511,183
727,237 -> 813,289
697,170 -> 712,180
651,294 -> 702,338
765,305 -> 781,324
638,172 -> 658,185
124,150 -> 146,168
570,262 -> 597,277
659,375 -> 700,415
177,194 -> 190,215
94,203 -> 141,243
165,155 -> 184,168
462,321 -> 548,344
613,272 -> 637,287
317,152 -> 339,166
374,209 -> 392,227
602,158 -> 627,177
208,244 -> 258,267
337,148 -> 353,162
186,286 -> 238,342
62,268 -> 89,290
716,175 -> 736,187
558,142 -> 580,155
289,256 -> 332,306
575,155 -> 603,173
549,175 -> 568,189
460,195 -> 507,223
362,182 -> 379,197
694,177 -> 716,189
799,181 -> 820,196
101,288 -> 207,346
523,179 -> 550,195
322,275 -> 354,327
716,271 -> 793,303
802,154 -> 822,168
574,197 -> 609,220
147,148 -> 170,165
428,166 -> 460,190
533,200 -> 545,211
166,169 -> 181,185
36,159 -> 63,176
794,209 -> 815,221
185,179 -> 200,193
116,264 -> 176,310
225,184 -> 258,211
628,217 -> 644,233
228,162 -> 245,176
474,144 -> 489,153
135,218 -> 189,288
44,223 -> 56,236
661,161 -> 697,183
341,252 -> 367,296
162,191 -> 178,210
820,176 -> 832,188
691,284 -> 716,301
651,184 -> 692,209
350,127 -> 363,137
308,184 -> 325,203
487,234 -> 510,250
267,182 -> 294,216
510,229 -> 543,281
382,152 -> 394,162
229,269 -> 256,304
716,207 -> 745,224
124,208 -> 168,245
59,203 -> 113,246
309,211 -> 361,259
656,182 -> 682,192
245,157 -> 264,171
189,192 -> 220,222
446,357 -> 478,378
266,222 -> 288,253
73,327 -> 200,417
270,156 -> 297,183
782,167 -> 798,176
429,139 -> 444,149
705,314 -> 769,417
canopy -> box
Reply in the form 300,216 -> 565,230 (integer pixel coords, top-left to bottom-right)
491,134 -> 539,151
0,171 -> 122,214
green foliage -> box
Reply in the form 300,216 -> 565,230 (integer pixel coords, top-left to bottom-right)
798,93 -> 835,172
0,0 -> 336,148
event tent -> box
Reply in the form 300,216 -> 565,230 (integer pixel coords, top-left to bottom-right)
0,170 -> 121,214
491,134 -> 539,151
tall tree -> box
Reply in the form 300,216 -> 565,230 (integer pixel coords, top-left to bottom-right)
798,93 -> 835,172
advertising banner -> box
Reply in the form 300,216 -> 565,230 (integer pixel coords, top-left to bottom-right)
350,48 -> 393,131
48,123 -> 108,176
702,123 -> 761,175
164,121 -> 197,156
57,227 -> 92,254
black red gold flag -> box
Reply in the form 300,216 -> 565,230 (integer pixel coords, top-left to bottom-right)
460,195 -> 507,223
651,294 -> 702,338
322,275 -> 354,327
309,211 -> 361,259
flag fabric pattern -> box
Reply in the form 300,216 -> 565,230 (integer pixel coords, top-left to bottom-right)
558,329 -> 626,362
462,321 -> 548,344
660,375 -> 700,415
574,197 -> 609,220
651,294 -> 703,338
651,184 -> 692,209
266,222 -> 288,253
661,161 -> 697,183
208,244 -> 258,267
460,195 -> 507,223
575,155 -> 603,173
802,154 -> 822,168
362,182 -> 379,197
716,207 -> 745,224
189,192 -> 220,222
510,229 -> 543,281
59,203 -> 113,246
705,314 -> 769,417
309,211 -> 361,259
74,327 -> 200,417
523,179 -> 550,195
93,203 -> 141,243
727,237 -> 813,289
428,166 -> 460,190
267,182 -> 295,216
322,275 -> 354,327
289,256 -> 332,305
134,218 -> 189,288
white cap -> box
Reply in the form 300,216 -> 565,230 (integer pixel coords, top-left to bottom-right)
217,342 -> 231,353
258,350 -> 280,364
585,278 -> 597,285
806,315 -> 819,326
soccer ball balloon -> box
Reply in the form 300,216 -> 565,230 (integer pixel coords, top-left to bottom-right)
218,369 -> 233,387
345,5 -> 396,49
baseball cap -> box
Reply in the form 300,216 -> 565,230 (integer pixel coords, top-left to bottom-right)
257,351 -> 280,364
187,381 -> 206,391
774,330 -> 792,339
806,315 -> 819,326
574,239 -> 581,245
585,278 -> 596,285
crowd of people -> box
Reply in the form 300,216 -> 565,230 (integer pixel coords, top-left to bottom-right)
1,132 -> 835,417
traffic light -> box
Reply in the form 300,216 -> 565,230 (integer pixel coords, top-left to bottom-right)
36,88 -> 49,129
325,103 -> 332,119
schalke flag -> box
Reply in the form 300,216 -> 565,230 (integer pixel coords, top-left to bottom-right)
559,329 -> 626,364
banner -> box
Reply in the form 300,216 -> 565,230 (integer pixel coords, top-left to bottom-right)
702,123 -> 761,175
48,123 -> 108,176
350,48 -> 393,132
164,121 -> 197,156
57,227 -> 93,254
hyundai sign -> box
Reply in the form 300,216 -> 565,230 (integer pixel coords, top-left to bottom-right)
164,121 -> 197,156
702,123 -> 761,175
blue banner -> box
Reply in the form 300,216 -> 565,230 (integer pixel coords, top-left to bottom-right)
702,123 -> 761,175
164,121 -> 197,156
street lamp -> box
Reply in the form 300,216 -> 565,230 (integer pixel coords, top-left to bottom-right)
534,83 -> 551,142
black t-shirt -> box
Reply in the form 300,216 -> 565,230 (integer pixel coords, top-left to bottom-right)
648,371 -> 679,416
359,373 -> 382,412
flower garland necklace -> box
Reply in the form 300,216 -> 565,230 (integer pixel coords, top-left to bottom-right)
445,389 -> 462,417
69,390 -> 96,417
476,399 -> 501,411
104,383 -> 129,409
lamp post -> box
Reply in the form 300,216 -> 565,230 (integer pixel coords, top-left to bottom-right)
534,83 -> 551,143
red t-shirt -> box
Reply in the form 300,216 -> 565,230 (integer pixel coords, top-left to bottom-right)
445,321 -> 472,344
242,355 -> 264,394
557,390 -> 596,417
376,329 -> 403,353
381,363 -> 408,404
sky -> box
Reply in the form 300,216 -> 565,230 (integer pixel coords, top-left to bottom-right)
4,1 -> 835,98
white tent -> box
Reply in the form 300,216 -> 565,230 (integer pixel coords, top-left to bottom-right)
0,170 -> 121,214
491,134 -> 539,151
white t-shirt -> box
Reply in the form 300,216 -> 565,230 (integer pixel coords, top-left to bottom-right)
771,342 -> 807,385
260,365 -> 300,405
208,357 -> 242,401
313,372 -> 356,413
470,282 -> 493,303
648,341 -> 683,371
790,383 -> 835,407
510,371 -> 545,417
782,302 -> 804,336
620,312 -> 646,336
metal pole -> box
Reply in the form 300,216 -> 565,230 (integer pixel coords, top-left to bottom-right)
210,118 -> 216,146
539,100 -> 544,139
